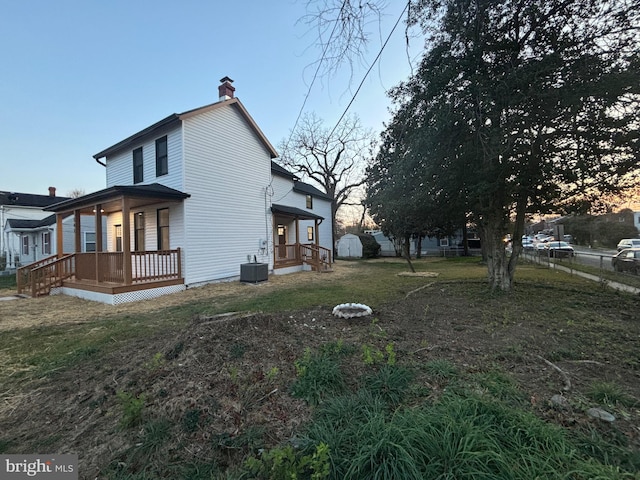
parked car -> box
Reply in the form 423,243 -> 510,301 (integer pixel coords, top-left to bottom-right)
611,248 -> 640,274
544,241 -> 575,258
522,238 -> 534,250
616,239 -> 640,252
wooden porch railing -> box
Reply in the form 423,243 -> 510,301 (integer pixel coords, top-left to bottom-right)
300,244 -> 332,271
17,249 -> 182,297
17,254 -> 75,298
275,243 -> 332,271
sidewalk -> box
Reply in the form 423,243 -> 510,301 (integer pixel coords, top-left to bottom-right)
549,262 -> 640,295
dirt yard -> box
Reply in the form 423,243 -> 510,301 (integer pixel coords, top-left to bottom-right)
1,261 -> 639,478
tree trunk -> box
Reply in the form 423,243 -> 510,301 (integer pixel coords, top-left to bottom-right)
479,215 -> 512,291
416,236 -> 423,259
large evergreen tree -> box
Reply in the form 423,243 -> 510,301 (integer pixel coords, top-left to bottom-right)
369,0 -> 639,290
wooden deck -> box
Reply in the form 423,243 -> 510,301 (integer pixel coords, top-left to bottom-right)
18,249 -> 183,298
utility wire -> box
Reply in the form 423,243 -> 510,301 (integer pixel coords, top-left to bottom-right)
327,1 -> 410,140
282,0 -> 349,157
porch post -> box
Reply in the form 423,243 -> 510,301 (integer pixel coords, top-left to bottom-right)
74,210 -> 81,253
95,204 -> 103,282
315,220 -> 319,247
295,218 -> 300,261
56,214 -> 64,258
122,197 -> 132,285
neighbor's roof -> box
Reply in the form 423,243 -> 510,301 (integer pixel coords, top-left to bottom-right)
0,191 -> 70,208
93,98 -> 278,160
6,215 -> 56,230
271,204 -> 324,221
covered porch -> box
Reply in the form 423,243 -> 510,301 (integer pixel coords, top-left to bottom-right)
17,184 -> 190,303
271,204 -> 331,272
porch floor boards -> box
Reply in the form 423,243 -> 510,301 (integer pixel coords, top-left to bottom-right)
61,277 -> 184,295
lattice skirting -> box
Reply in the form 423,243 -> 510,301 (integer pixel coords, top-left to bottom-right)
52,284 -> 186,305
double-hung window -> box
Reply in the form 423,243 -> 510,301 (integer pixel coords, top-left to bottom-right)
156,136 -> 168,177
114,225 -> 123,252
42,232 -> 51,255
157,208 -> 170,250
85,232 -> 96,252
22,236 -> 29,255
133,147 -> 144,184
307,226 -> 314,241
306,195 -> 313,209
134,213 -> 145,251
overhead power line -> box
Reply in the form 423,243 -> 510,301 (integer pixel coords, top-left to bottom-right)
327,1 -> 410,140
283,0 -> 349,156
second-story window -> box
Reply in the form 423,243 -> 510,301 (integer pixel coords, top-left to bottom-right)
156,136 -> 168,177
133,147 -> 144,183
306,195 -> 313,209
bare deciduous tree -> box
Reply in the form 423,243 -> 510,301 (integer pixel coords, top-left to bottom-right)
279,112 -> 374,250
67,188 -> 86,198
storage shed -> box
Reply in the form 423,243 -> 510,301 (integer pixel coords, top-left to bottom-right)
336,233 -> 363,258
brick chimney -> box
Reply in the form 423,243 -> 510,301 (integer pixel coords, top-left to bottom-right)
218,76 -> 235,101
48,186 -> 56,197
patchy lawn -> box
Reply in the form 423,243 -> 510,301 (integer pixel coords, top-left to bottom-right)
0,259 -> 639,479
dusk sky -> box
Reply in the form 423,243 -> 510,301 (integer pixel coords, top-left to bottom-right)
1,0 -> 418,197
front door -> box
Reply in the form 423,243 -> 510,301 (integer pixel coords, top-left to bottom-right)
277,224 -> 287,259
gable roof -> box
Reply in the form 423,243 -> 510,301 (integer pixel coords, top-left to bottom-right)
293,181 -> 333,201
94,98 -> 278,160
0,191 -> 71,208
271,161 -> 297,180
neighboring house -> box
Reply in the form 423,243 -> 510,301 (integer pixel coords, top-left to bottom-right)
4,214 -> 105,268
1,188 -> 70,269
366,230 -> 466,257
20,78 -> 333,304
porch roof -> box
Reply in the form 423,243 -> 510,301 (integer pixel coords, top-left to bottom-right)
271,204 -> 324,221
44,183 -> 190,215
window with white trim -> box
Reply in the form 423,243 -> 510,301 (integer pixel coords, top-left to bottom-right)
307,226 -> 314,241
84,232 -> 96,252
22,236 -> 29,255
42,232 -> 51,255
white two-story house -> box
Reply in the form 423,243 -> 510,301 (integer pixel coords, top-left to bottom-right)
19,78 -> 333,304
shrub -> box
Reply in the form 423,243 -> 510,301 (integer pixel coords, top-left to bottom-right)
357,233 -> 381,259
116,391 -> 146,428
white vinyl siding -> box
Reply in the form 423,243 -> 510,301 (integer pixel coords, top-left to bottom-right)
270,177 -> 333,255
105,128 -> 183,190
105,204 -> 184,253
182,104 -> 273,284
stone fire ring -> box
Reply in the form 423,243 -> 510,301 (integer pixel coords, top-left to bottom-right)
332,303 -> 373,319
